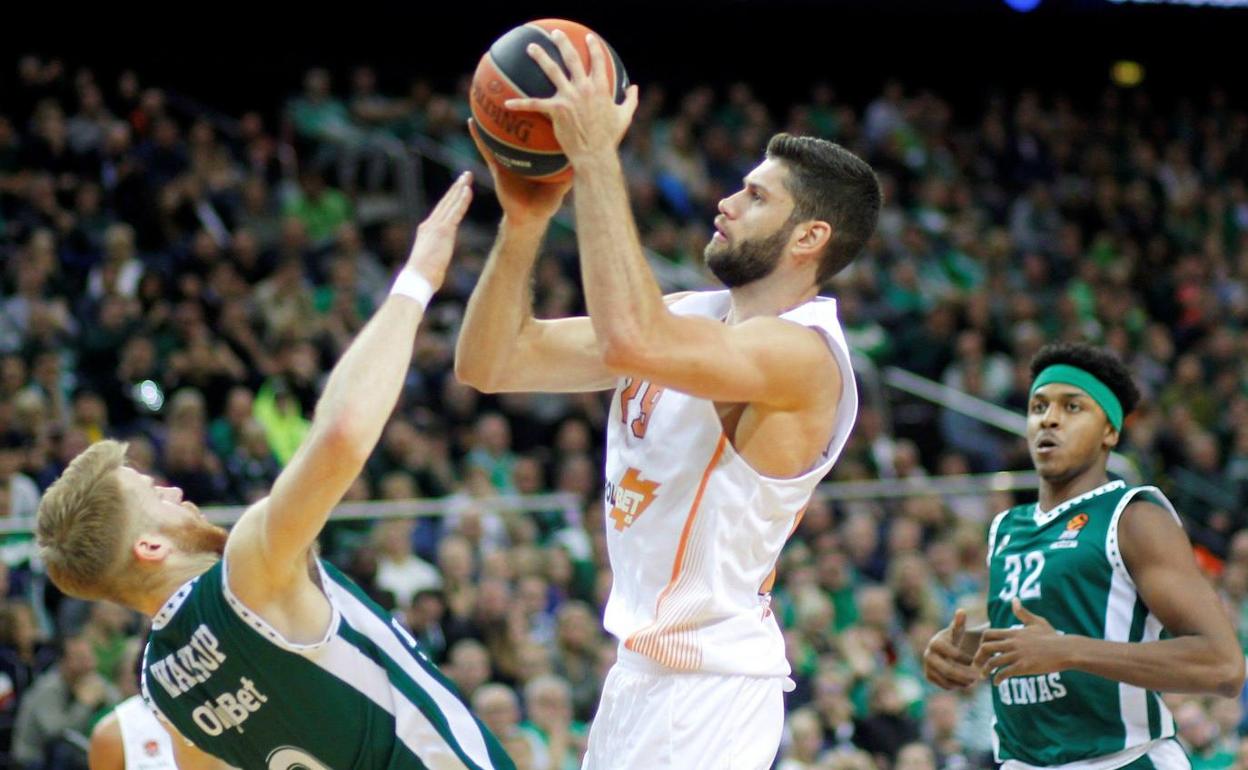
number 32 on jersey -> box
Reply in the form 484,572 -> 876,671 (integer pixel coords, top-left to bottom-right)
999,551 -> 1045,601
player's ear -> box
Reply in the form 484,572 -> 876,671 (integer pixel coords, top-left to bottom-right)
134,532 -> 175,564
791,220 -> 831,262
1102,422 -> 1120,451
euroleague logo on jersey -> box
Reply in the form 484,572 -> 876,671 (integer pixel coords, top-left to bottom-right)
1052,512 -> 1089,549
605,467 -> 660,531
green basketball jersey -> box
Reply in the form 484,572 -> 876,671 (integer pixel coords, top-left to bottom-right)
141,557 -> 514,770
986,480 -> 1179,767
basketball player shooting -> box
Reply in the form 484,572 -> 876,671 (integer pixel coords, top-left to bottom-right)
456,30 -> 881,770
36,173 -> 517,770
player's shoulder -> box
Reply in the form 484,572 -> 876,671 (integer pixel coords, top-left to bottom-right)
662,290 -> 697,307
775,297 -> 850,364
1115,483 -> 1180,524
664,289 -> 728,316
1121,483 -> 1170,505
779,295 -> 842,326
988,506 -> 1015,539
988,504 -> 1033,539
90,707 -> 122,739
1120,494 -> 1181,528
1116,486 -> 1186,556
221,497 -> 286,599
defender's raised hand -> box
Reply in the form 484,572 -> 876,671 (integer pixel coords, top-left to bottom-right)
404,171 -> 474,290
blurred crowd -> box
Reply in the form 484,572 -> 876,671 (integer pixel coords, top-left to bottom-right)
1,53 -> 1247,770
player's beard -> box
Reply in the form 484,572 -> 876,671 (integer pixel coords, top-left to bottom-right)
169,515 -> 229,557
704,222 -> 791,288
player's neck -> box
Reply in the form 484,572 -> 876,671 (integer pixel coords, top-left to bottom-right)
1037,463 -> 1111,512
134,553 -> 221,617
725,277 -> 817,324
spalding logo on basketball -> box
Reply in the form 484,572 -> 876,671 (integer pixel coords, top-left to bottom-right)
471,19 -> 629,183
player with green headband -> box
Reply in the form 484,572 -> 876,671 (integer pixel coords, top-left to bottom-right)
923,342 -> 1244,770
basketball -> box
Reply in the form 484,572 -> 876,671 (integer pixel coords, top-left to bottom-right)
470,19 -> 629,183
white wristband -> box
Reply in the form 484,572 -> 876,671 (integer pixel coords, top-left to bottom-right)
390,270 -> 434,309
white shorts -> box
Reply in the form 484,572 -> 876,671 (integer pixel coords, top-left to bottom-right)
581,655 -> 786,770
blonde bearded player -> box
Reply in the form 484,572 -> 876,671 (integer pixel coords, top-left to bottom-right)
455,30 -> 882,770
36,175 -> 517,770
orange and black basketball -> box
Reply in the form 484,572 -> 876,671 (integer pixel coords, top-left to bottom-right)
470,19 -> 629,183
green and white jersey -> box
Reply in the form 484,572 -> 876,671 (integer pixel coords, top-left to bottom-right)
141,557 -> 513,770
986,480 -> 1181,768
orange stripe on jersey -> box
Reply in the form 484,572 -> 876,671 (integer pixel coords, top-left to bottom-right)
758,506 -> 808,595
624,433 -> 729,669
663,434 -> 728,590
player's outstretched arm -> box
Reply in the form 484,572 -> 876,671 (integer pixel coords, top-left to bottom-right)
454,121 -> 616,394
227,174 -> 473,597
975,501 -> 1245,697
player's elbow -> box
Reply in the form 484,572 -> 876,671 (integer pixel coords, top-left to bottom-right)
453,355 -> 498,393
317,415 -> 372,466
601,340 -> 643,374
1199,640 -> 1246,698
454,334 -> 528,393
1213,654 -> 1246,698
455,352 -> 523,394
599,303 -> 677,374
600,327 -> 654,374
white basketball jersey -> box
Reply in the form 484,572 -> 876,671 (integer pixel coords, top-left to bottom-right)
602,291 -> 858,677
115,695 -> 178,770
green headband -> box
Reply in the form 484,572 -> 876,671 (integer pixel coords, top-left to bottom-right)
1029,364 -> 1124,432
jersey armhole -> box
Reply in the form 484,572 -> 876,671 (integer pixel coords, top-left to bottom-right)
986,509 -> 1011,567
140,660 -> 190,747
219,553 -> 341,655
799,324 -> 858,479
1106,486 -> 1182,587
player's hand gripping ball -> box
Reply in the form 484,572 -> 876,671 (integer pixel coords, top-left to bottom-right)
470,19 -> 629,183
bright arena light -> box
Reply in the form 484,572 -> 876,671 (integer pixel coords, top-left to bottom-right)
1111,60 -> 1145,86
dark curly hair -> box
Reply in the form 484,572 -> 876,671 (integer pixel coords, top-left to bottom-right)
1029,343 -> 1141,420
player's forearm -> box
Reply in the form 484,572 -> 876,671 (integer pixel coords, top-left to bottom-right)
1065,634 -> 1245,697
311,291 -> 425,460
572,152 -> 669,365
454,216 -> 546,391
